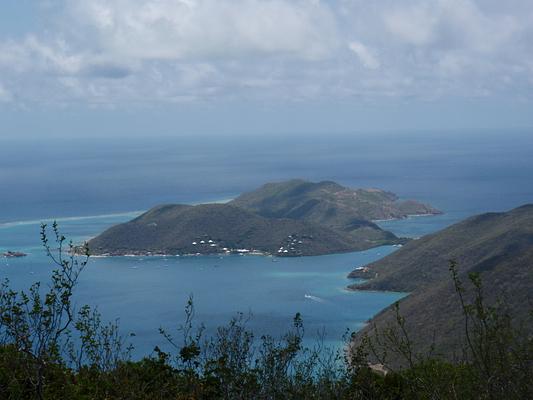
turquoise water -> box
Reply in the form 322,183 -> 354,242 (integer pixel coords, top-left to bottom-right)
0,213 -> 406,357
2,130 -> 533,357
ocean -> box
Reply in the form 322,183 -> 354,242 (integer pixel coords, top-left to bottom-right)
1,130 -> 533,356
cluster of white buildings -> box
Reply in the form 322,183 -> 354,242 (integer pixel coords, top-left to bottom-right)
277,235 -> 306,255
191,239 -> 216,245
189,238 -> 262,255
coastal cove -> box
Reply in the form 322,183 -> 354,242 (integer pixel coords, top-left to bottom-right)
0,211 -> 413,357
2,132 -> 533,360
3,1 -> 533,392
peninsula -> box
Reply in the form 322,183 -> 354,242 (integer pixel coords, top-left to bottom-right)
88,179 -> 440,257
348,204 -> 533,364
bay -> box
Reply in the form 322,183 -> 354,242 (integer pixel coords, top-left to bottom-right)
1,129 -> 533,357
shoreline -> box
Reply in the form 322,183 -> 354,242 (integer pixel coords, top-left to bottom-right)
86,241 -> 400,260
372,211 -> 442,223
7,204 -> 442,262
87,249 -> 274,259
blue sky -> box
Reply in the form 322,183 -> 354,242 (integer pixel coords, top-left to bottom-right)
1,0 -> 533,137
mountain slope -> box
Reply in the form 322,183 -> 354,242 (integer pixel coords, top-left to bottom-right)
89,179 -> 441,257
88,203 -> 393,257
230,179 -> 440,237
349,204 -> 533,362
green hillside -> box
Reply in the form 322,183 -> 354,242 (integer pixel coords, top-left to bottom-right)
349,204 -> 533,362
230,179 -> 440,235
88,203 -> 396,256
88,179 -> 441,257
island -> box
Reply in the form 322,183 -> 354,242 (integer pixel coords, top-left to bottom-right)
230,179 -> 441,224
87,179 -> 441,257
2,251 -> 27,258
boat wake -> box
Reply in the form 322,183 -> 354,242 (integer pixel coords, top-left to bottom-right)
304,294 -> 326,303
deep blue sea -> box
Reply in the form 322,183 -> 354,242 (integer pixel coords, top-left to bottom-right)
1,130 -> 533,357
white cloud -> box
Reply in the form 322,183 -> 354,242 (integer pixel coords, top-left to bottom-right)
348,41 -> 380,69
0,84 -> 13,102
0,36 -> 83,75
0,0 -> 532,106
66,0 -> 340,61
384,4 -> 438,46
383,0 -> 520,53
0,35 -> 129,78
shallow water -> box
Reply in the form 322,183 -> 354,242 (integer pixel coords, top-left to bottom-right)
1,214 -> 406,356
1,130 -> 533,356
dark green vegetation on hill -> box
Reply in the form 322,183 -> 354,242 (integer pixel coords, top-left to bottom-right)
231,179 -> 440,231
349,204 -> 533,365
89,179 -> 438,256
88,203 -> 373,256
1,225 -> 531,399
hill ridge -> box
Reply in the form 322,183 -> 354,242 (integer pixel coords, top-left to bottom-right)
348,204 -> 533,363
88,179 -> 440,257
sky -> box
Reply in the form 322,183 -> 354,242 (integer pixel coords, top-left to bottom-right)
1,0 -> 533,137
